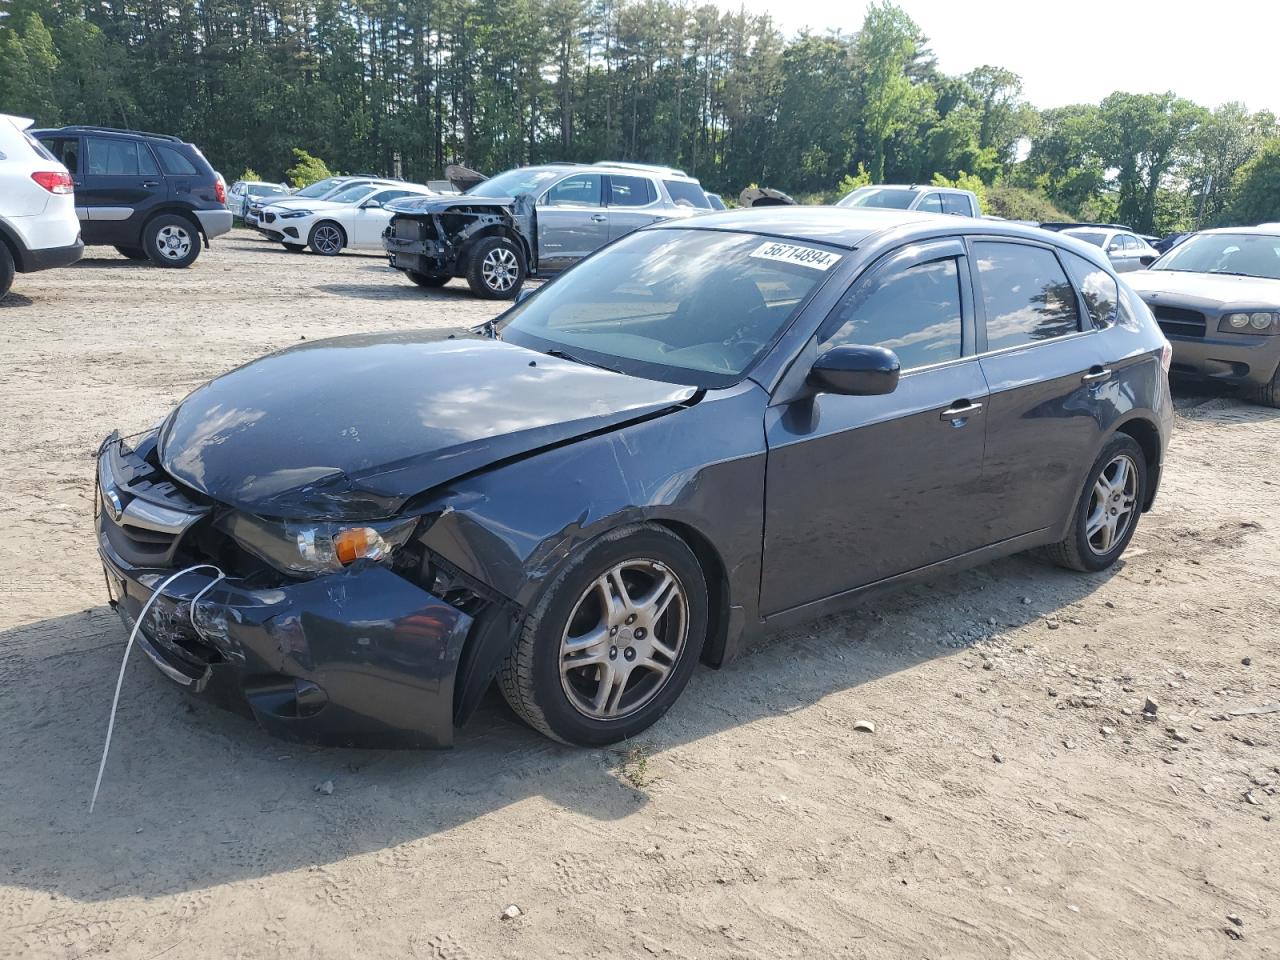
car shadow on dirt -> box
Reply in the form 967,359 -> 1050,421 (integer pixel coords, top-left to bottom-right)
317,281 -> 487,302
0,292 -> 34,308
0,550 -> 1120,903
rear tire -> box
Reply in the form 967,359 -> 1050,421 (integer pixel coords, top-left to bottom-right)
114,245 -> 149,261
499,524 -> 708,746
1254,364 -> 1280,408
466,236 -> 525,299
0,242 -> 13,299
408,270 -> 449,288
1044,433 -> 1147,573
281,243 -> 305,253
308,221 -> 345,256
143,214 -> 201,268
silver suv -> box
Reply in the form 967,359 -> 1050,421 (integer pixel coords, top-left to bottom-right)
836,184 -> 981,218
383,162 -> 712,299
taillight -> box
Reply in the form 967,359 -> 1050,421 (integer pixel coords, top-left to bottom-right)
1160,340 -> 1172,374
31,170 -> 74,194
214,179 -> 226,204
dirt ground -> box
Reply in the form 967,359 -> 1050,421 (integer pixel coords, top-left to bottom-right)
1,232 -> 1277,959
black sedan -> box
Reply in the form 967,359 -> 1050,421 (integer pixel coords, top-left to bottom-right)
95,209 -> 1174,747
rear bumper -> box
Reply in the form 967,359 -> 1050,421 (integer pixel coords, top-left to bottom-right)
1167,333 -> 1280,388
193,209 -> 233,240
19,237 -> 83,273
97,524 -> 474,748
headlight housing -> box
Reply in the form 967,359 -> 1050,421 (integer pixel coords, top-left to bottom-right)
1220,311 -> 1280,334
216,512 -> 418,577
280,209 -> 313,219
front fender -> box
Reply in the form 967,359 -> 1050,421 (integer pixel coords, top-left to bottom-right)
413,382 -> 770,715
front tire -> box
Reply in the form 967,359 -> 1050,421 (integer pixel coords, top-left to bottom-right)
114,245 -> 149,261
1254,364 -> 1280,408
466,236 -> 525,299
144,215 -> 201,268
499,524 -> 708,746
1044,433 -> 1147,572
308,221 -> 345,256
281,243 -> 305,253
408,270 -> 449,288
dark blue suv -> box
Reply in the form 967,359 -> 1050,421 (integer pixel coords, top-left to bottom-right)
32,126 -> 230,268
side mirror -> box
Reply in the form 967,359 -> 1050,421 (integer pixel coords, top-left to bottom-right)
1139,255 -> 1156,267
514,287 -> 535,305
1107,242 -> 1123,253
361,199 -> 383,209
809,345 -> 900,396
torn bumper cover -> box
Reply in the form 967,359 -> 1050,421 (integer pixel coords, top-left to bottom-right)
381,194 -> 534,277
95,442 -> 474,749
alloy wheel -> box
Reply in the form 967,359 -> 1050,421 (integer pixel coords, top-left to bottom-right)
313,224 -> 343,255
1085,453 -> 1138,555
481,246 -> 519,292
154,225 -> 192,261
559,559 -> 688,720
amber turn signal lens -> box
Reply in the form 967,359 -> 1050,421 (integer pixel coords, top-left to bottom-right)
334,527 -> 383,565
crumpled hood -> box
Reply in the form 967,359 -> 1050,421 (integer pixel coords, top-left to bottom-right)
385,195 -> 517,215
158,334 -> 696,520
1126,269 -> 1280,309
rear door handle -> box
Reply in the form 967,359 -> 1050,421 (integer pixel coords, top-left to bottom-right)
940,400 -> 984,420
590,214 -> 607,222
141,180 -> 160,187
1082,367 -> 1113,384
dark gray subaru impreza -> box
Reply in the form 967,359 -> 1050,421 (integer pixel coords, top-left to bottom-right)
95,208 -> 1173,748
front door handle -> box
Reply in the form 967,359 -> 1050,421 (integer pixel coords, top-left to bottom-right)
141,180 -> 160,187
590,214 -> 607,222
940,400 -> 984,421
1082,366 -> 1113,384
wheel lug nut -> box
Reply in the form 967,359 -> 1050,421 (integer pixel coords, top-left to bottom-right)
610,626 -> 618,636
624,647 -> 636,661
609,646 -> 618,660
634,627 -> 647,640
625,614 -> 636,625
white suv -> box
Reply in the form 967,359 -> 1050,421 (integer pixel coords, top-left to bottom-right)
0,113 -> 82,298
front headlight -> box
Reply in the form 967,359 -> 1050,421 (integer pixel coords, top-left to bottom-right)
280,209 -> 313,219
1221,311 -> 1280,334
216,512 -> 418,577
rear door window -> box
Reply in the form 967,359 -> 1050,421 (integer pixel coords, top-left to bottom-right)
974,241 -> 1081,351
821,256 -> 964,370
916,192 -> 944,213
85,137 -> 159,176
608,175 -> 657,206
941,193 -> 972,216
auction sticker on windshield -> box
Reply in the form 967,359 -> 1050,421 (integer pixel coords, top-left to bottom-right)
750,241 -> 842,271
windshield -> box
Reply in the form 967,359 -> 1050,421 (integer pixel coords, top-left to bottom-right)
1065,229 -> 1107,248
248,183 -> 288,197
498,229 -> 840,387
467,167 -> 564,198
837,187 -> 917,210
324,184 -> 377,204
1153,232 -> 1280,280
295,178 -> 346,199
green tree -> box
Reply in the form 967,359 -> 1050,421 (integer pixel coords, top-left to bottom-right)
853,2 -> 929,184
1224,138 -> 1280,225
285,149 -> 335,187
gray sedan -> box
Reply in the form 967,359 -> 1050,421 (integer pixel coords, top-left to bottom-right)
1126,226 -> 1280,405
1062,228 -> 1159,272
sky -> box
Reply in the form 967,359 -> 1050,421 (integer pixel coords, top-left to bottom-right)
731,0 -> 1280,115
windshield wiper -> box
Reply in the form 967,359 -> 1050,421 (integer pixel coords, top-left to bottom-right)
544,348 -> 614,372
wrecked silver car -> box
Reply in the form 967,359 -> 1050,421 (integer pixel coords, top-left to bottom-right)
380,162 -> 711,298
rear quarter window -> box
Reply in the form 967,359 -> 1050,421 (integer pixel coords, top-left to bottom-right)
153,144 -> 198,176
663,179 -> 711,209
1060,250 -> 1118,329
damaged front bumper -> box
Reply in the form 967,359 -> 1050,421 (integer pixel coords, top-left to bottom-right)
95,439 -> 475,748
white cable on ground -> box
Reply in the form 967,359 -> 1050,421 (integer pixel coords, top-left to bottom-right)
90,563 -> 226,813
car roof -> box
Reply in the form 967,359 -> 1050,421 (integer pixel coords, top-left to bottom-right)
31,125 -> 186,144
519,162 -> 702,184
1199,224 -> 1280,238
649,205 -> 1110,258
851,184 -> 973,195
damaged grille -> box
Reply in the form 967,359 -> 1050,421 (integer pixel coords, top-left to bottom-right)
97,434 -> 210,568
395,217 -> 422,241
